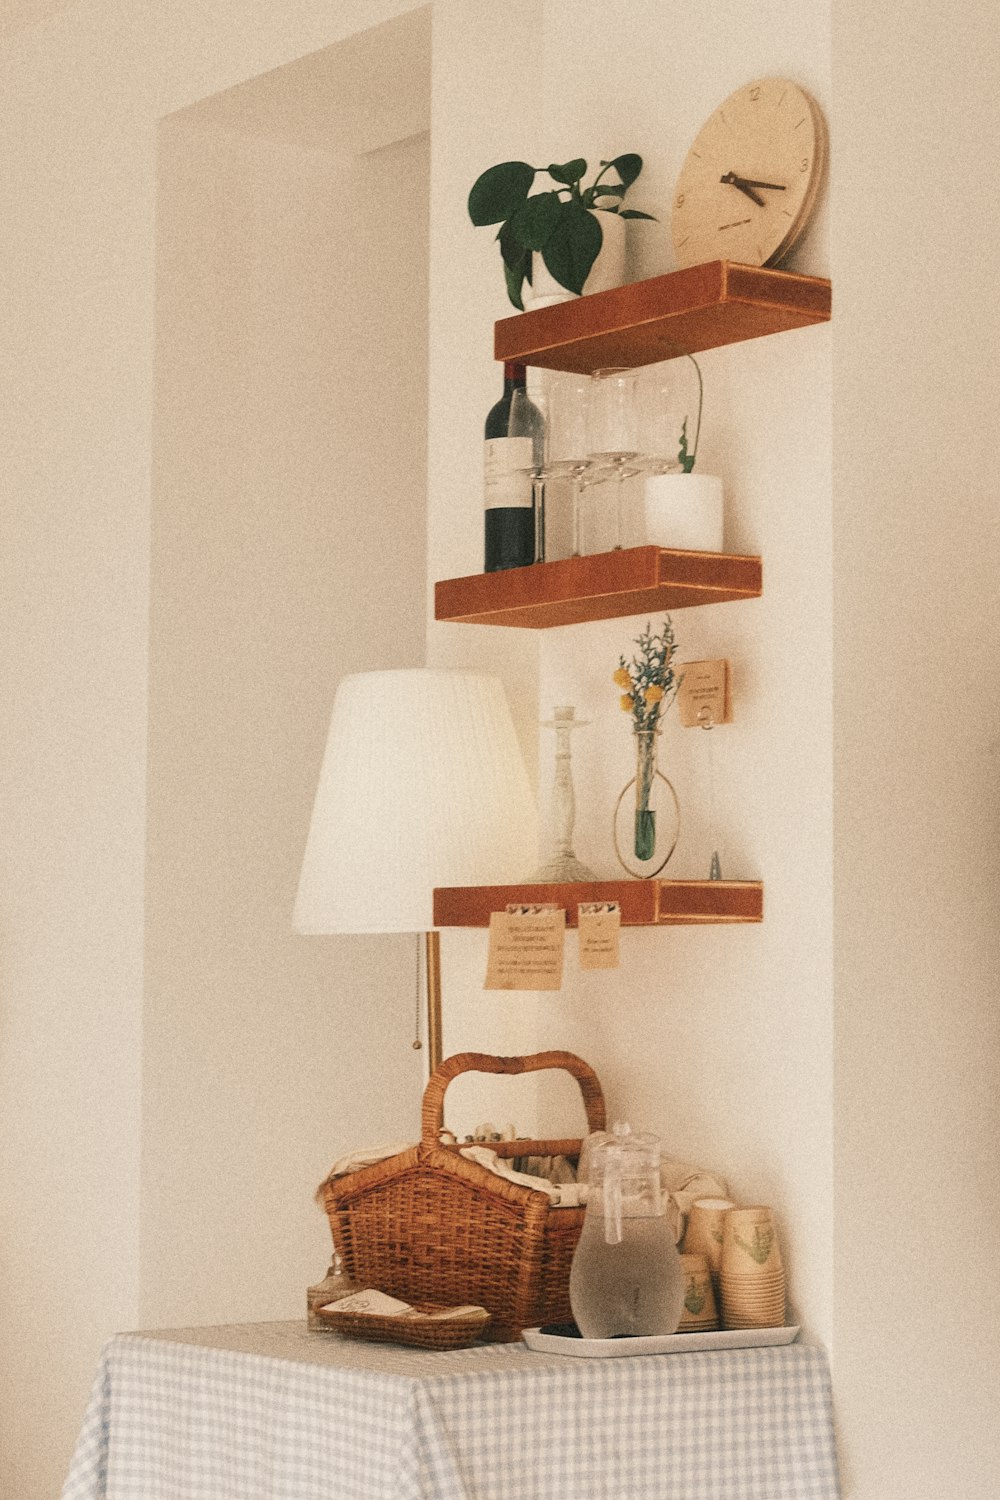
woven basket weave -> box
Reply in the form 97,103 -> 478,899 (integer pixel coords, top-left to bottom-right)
322,1051 -> 605,1342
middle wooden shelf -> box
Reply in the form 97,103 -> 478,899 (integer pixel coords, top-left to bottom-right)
435,544 -> 762,629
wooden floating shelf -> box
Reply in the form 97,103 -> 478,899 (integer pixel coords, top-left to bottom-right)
435,545 -> 762,629
434,880 -> 763,928
495,260 -> 831,374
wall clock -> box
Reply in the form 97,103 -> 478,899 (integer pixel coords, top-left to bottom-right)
671,78 -> 826,270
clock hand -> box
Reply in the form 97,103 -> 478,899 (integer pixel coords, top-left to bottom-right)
735,176 -> 787,192
719,171 -> 765,207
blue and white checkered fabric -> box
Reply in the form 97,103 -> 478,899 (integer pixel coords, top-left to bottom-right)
62,1321 -> 840,1499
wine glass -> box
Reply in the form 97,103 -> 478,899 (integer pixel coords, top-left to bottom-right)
507,383 -> 547,562
588,367 -> 642,549
545,373 -> 594,557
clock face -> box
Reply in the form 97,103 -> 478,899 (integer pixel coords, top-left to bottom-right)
672,78 -> 826,269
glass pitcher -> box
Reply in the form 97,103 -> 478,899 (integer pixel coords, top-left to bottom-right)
569,1123 -> 685,1339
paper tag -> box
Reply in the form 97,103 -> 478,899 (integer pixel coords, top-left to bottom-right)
677,659 -> 731,727
578,902 -> 621,969
484,908 -> 565,990
323,1290 -> 413,1317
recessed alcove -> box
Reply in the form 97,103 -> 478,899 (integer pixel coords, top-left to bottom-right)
142,9 -> 432,1326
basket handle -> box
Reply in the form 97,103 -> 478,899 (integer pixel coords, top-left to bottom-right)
421,1050 -> 606,1147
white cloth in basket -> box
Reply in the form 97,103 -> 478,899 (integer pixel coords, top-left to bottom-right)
319,1139 -> 728,1241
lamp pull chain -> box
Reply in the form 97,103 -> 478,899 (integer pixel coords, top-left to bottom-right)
412,934 -> 423,1050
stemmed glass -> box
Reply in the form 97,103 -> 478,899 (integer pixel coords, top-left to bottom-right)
507,382 -> 547,562
588,367 -> 642,549
544,373 -> 595,557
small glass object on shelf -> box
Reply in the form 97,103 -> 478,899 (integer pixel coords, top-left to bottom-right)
588,367 -> 643,550
531,705 -> 598,883
613,725 -> 680,877
306,1250 -> 363,1329
611,617 -> 681,878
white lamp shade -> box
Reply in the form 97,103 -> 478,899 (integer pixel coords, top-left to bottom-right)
293,669 -> 537,933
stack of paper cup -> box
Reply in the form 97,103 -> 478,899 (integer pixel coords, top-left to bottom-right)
719,1206 -> 786,1329
682,1197 -> 737,1284
676,1252 -> 719,1332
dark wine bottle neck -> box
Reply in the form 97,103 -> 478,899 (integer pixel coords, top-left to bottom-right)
502,360 -> 527,394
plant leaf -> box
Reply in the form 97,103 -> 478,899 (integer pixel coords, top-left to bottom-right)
498,218 -> 523,265
547,158 -> 587,187
602,152 -> 643,189
504,256 -> 528,310
498,220 -> 530,309
509,191 -> 563,250
540,200 -> 603,296
590,184 -> 625,198
619,209 -> 657,220
468,161 -> 535,225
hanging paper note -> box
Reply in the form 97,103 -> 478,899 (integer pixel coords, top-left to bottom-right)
484,907 -> 566,991
578,902 -> 621,969
677,658 -> 732,727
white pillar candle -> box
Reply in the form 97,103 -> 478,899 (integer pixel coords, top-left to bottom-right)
643,473 -> 725,552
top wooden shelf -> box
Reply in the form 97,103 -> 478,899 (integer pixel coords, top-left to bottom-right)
494,260 -> 831,374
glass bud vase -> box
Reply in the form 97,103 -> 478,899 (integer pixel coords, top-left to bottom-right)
613,726 -> 680,879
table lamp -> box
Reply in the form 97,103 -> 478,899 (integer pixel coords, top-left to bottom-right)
293,668 -> 537,1069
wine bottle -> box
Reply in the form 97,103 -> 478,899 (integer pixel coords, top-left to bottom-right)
484,362 -> 544,572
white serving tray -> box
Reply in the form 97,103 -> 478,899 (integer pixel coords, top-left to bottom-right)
522,1324 -> 801,1358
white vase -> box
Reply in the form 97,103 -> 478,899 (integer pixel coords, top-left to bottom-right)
643,474 -> 725,553
523,208 -> 627,311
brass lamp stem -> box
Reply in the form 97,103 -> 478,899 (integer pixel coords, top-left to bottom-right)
425,929 -> 442,1072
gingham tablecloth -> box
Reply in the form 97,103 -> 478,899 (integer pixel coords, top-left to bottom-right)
62,1320 -> 840,1499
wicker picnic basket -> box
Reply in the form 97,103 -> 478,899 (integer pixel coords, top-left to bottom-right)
322,1051 -> 606,1342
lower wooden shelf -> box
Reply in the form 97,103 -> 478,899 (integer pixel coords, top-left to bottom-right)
433,879 -> 763,928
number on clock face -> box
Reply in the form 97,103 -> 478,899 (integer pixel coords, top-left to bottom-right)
671,78 -> 825,270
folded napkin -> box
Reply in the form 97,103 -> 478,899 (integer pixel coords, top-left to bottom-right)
322,1290 -> 485,1321
459,1146 -> 587,1207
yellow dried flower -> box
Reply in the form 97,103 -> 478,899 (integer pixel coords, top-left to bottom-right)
619,694 -> 635,713
644,684 -> 665,704
613,667 -> 631,689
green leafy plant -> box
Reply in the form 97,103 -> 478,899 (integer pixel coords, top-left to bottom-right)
468,154 -> 655,310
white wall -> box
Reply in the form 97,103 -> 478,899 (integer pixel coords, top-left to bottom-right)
143,111 -> 430,1328
0,4 -> 431,1494
832,2 -> 1000,1492
0,1 -> 998,1497
0,78 -> 155,1500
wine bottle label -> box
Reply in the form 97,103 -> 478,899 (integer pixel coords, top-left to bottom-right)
484,437 -> 534,509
